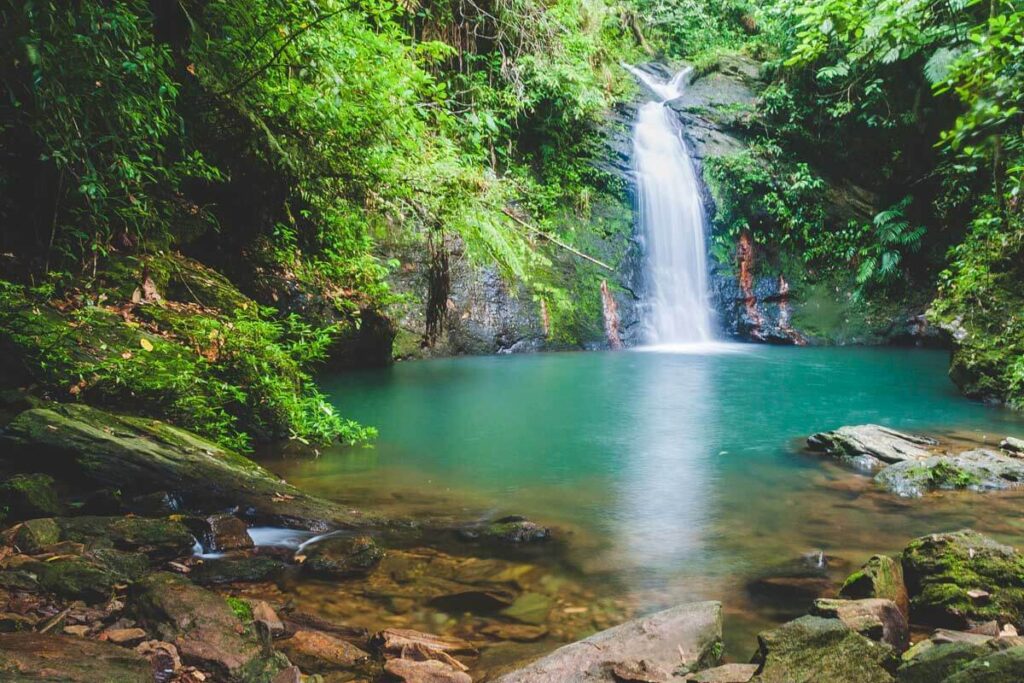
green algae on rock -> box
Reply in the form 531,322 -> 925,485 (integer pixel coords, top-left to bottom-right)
902,530 -> 1024,629
0,632 -> 153,682
0,473 -> 62,522
839,555 -> 910,619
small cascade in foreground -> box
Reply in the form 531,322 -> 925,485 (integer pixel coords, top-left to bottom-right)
627,65 -> 715,346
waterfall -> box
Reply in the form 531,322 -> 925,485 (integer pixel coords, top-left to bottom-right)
627,65 -> 715,346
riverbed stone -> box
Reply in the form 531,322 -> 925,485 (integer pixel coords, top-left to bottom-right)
807,425 -> 936,464
299,534 -> 383,579
32,548 -> 147,602
751,615 -> 897,683
458,516 -> 551,544
384,656 -> 472,683
5,517 -> 60,553
0,632 -> 153,681
372,628 -> 477,658
0,473 -> 61,521
0,403 -> 381,529
901,530 -> 1024,628
811,598 -> 909,652
493,601 -> 722,682
133,571 -> 286,682
876,450 -> 1024,497
203,513 -> 254,552
1001,437 -> 1024,455
839,555 -> 910,618
277,628 -> 369,672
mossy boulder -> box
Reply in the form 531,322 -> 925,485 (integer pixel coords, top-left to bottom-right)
0,473 -> 61,521
190,556 -> 287,585
57,516 -> 196,560
840,555 -> 910,618
876,452 -> 1024,498
751,615 -> 897,682
943,645 -> 1024,682
1,403 -> 380,530
4,517 -> 60,553
902,530 -> 1024,628
299,534 -> 383,579
0,632 -> 153,682
457,516 -> 551,544
811,598 -> 909,652
896,641 -> 991,682
31,548 -> 148,602
133,571 -> 288,682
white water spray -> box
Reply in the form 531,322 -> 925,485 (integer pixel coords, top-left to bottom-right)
627,65 -> 715,346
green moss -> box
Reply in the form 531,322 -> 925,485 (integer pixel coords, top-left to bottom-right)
225,596 -> 253,622
0,473 -> 61,520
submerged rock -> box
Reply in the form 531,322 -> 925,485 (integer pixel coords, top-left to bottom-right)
493,601 -> 722,682
384,656 -> 472,683
457,516 -> 551,544
875,450 -> 1024,497
807,425 -> 937,465
839,555 -> 910,618
902,530 -> 1024,628
133,572 -> 287,682
276,628 -> 370,672
1,403 -> 381,530
0,632 -> 153,682
298,534 -> 383,579
751,615 -> 897,682
190,556 -> 287,585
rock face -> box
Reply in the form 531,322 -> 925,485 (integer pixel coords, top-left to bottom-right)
807,425 -> 937,467
1,403 -> 381,530
876,450 -> 1024,497
902,530 -> 1024,629
750,615 -> 896,682
0,632 -> 153,682
839,555 -> 910,618
493,601 -> 722,682
133,572 -> 286,682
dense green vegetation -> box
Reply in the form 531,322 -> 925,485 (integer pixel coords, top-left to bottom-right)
0,0 -> 1020,447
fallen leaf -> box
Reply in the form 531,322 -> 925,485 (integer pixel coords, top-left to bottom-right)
139,338 -> 154,352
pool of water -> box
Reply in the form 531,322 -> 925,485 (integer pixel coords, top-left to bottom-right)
264,345 -> 1024,666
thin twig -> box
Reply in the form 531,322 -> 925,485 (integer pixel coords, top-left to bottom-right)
500,208 -> 614,271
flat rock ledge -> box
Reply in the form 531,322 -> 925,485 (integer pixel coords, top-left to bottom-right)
807,424 -> 1024,497
492,601 -> 722,682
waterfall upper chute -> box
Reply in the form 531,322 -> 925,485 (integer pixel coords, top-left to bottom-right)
628,65 -> 717,348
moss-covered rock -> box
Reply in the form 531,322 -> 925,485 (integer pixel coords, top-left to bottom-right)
299,534 -> 383,579
0,473 -> 61,521
1,403 -> 381,530
31,548 -> 148,602
190,556 -> 287,585
0,632 -> 153,682
57,516 -> 196,560
840,555 -> 910,618
133,571 -> 288,682
751,615 -> 897,682
5,517 -> 61,553
876,452 -> 1024,497
902,530 -> 1024,628
943,645 -> 1024,682
896,641 -> 991,682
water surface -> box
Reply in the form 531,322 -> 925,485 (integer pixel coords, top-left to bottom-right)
269,346 -> 1024,664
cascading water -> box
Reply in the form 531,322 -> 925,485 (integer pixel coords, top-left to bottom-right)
627,65 -> 715,346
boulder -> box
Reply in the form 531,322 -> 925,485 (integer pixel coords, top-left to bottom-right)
0,632 -> 153,681
5,517 -> 60,553
902,530 -> 1024,628
943,645 -> 1024,681
198,513 -> 254,552
0,473 -> 61,520
32,548 -> 148,602
56,515 -> 195,560
190,556 -> 286,585
493,601 -> 722,682
875,451 -> 1024,497
132,572 -> 286,682
839,555 -> 910,618
1,403 -> 381,530
811,598 -> 909,652
276,629 -> 369,672
1001,437 -> 1024,455
807,425 -> 936,465
751,615 -> 896,682
896,641 -> 991,682
298,534 -> 382,579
